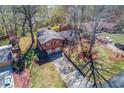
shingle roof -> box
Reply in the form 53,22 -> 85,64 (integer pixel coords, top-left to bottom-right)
0,45 -> 13,63
37,29 -> 63,45
57,30 -> 74,40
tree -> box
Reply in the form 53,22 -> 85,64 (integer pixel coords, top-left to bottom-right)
0,6 -> 8,35
67,5 -> 115,88
16,5 -> 38,69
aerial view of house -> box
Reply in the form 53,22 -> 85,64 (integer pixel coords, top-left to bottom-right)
0,5 -> 124,88
0,45 -> 14,88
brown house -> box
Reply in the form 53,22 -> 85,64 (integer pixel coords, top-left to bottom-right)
37,29 -> 63,54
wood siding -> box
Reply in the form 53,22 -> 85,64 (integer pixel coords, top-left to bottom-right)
41,39 -> 63,50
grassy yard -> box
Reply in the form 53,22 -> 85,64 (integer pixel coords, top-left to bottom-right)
95,43 -> 124,79
19,34 -> 32,52
65,43 -> 124,81
101,32 -> 124,43
29,63 -> 65,88
19,32 -> 65,88
0,38 -> 9,46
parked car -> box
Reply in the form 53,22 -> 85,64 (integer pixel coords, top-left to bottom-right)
115,43 -> 124,51
4,76 -> 12,88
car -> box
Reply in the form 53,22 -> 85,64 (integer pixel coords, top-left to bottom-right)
4,77 -> 12,88
115,43 -> 124,51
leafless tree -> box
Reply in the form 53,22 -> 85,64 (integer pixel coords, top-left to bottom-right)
67,5 -> 115,88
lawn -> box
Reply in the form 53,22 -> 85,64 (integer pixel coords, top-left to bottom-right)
29,63 -> 65,88
95,43 -> 124,79
19,32 -> 65,88
0,38 -> 9,46
101,32 -> 124,43
64,42 -> 124,81
19,34 -> 32,52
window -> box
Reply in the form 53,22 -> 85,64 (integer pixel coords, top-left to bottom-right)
46,43 -> 50,46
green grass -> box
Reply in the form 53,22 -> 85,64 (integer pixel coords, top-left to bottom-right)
101,32 -> 124,43
29,63 -> 65,88
0,38 -> 9,45
111,60 -> 124,71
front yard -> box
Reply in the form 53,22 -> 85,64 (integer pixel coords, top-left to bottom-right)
29,63 -> 65,88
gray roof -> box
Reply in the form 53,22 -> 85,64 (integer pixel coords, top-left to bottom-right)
37,29 -> 63,45
57,30 -> 74,40
0,45 -> 13,63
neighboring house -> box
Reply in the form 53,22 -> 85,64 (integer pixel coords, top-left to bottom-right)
57,30 -> 75,46
0,45 -> 13,67
57,30 -> 74,41
81,21 -> 117,33
0,45 -> 14,88
37,29 -> 63,55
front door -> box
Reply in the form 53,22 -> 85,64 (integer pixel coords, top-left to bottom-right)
47,49 -> 52,54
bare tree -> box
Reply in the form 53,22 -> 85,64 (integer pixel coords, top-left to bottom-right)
66,5 -> 115,88
15,5 -> 38,69
0,6 -> 8,35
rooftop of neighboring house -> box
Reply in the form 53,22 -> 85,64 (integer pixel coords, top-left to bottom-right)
57,30 -> 74,41
0,45 -> 13,63
37,28 -> 63,45
0,65 -> 14,88
81,21 -> 117,32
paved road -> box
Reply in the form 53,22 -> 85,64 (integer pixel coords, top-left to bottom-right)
107,70 -> 124,88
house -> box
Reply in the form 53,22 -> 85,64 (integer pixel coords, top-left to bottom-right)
0,45 -> 14,88
0,45 -> 13,67
37,28 -> 63,55
81,21 -> 117,33
57,30 -> 74,46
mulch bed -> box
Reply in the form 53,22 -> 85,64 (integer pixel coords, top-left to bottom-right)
13,69 -> 30,88
109,53 -> 124,61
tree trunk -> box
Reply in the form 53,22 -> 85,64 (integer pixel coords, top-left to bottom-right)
22,18 -> 26,36
21,6 -> 35,63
